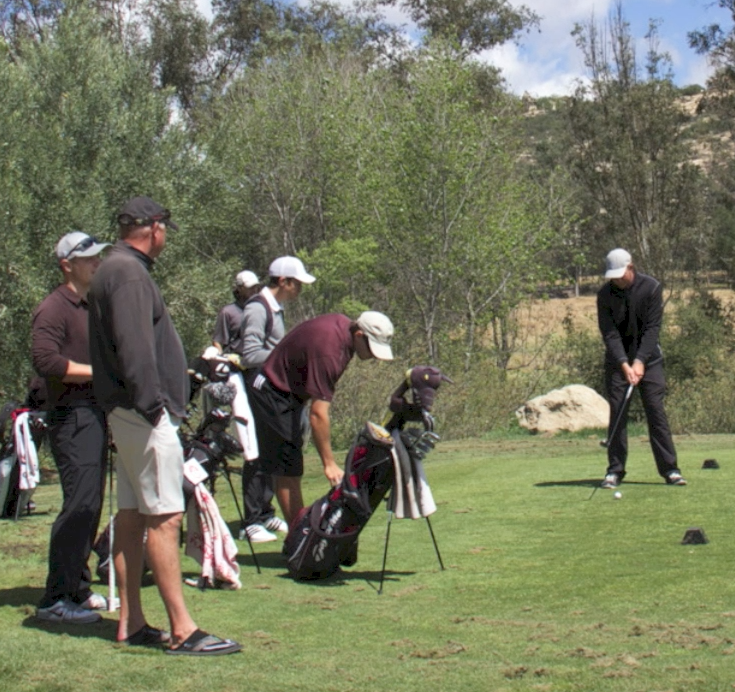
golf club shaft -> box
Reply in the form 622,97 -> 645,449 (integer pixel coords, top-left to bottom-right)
107,445 -> 116,612
602,383 -> 634,447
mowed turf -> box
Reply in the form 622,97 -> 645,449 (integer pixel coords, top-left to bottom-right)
2,432 -> 735,692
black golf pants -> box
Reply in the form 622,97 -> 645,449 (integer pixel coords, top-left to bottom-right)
605,361 -> 679,480
241,459 -> 276,528
39,406 -> 107,608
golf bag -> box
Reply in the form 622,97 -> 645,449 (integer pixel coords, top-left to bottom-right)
179,356 -> 252,587
283,366 -> 450,581
0,400 -> 44,519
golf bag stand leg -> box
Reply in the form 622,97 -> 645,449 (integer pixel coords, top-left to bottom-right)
220,466 -> 261,574
425,516 -> 445,571
378,511 -> 394,595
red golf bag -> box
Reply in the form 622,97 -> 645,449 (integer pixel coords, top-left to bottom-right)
283,366 -> 450,581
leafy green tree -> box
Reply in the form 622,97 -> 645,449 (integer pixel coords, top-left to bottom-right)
0,4 -> 211,396
355,44 -> 555,367
199,48 -> 376,282
566,3 -> 709,284
688,0 -> 735,77
688,2 -> 735,284
143,0 -> 210,110
376,0 -> 538,55
210,0 -> 401,83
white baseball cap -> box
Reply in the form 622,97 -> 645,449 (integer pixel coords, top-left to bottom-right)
604,248 -> 632,280
235,270 -> 260,288
268,256 -> 316,284
55,232 -> 110,261
356,311 -> 394,361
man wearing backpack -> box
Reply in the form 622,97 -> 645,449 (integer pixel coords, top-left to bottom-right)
33,231 -> 110,624
239,256 -> 316,542
211,270 -> 260,356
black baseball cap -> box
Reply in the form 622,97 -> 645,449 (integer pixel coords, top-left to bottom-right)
117,196 -> 179,231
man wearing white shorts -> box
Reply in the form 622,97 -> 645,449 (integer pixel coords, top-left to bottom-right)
88,196 -> 241,656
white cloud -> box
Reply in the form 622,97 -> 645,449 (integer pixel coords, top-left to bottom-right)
679,53 -> 715,88
192,0 -> 714,95
196,0 -> 213,20
477,0 -> 613,96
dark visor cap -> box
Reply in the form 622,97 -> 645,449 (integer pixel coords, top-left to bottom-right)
117,196 -> 179,231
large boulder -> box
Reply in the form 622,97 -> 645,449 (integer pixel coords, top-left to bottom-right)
516,384 -> 609,434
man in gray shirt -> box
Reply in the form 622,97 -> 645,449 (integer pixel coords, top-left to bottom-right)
211,270 -> 260,355
240,256 -> 315,542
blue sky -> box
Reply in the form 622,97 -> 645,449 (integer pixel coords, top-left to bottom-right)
194,0 -> 733,96
484,0 -> 733,95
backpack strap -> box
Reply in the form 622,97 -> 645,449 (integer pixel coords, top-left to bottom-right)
242,294 -> 274,342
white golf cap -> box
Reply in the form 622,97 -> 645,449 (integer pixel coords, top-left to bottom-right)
235,270 -> 260,288
55,232 -> 110,261
268,256 -> 316,284
604,248 -> 632,280
356,311 -> 394,361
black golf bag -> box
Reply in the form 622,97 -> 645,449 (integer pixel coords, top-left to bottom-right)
180,354 -> 257,586
283,366 -> 450,581
183,354 -> 245,497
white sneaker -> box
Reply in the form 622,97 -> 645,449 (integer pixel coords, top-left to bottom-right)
601,473 -> 620,489
245,524 -> 278,543
36,600 -> 102,624
264,517 -> 288,534
666,472 -> 688,486
80,593 -> 107,610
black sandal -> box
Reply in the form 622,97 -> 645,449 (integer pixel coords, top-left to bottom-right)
166,629 -> 242,656
125,624 -> 171,647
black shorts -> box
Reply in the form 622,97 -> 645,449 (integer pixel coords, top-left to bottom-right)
246,371 -> 304,478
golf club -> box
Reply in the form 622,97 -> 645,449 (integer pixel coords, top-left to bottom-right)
107,443 -> 116,612
600,383 -> 634,448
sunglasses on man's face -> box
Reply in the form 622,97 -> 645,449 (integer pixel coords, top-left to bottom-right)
64,236 -> 100,259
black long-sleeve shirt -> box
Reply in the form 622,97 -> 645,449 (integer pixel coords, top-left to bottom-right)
597,271 -> 664,368
88,241 -> 188,424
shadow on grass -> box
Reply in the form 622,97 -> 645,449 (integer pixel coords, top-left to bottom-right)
534,478 -> 661,488
236,551 -> 283,570
232,548 -> 418,591
274,567 -> 417,593
23,615 -> 118,642
0,585 -> 45,608
0,586 -> 117,643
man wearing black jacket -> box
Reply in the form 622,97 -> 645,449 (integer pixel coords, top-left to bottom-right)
597,248 -> 686,489
88,196 -> 240,656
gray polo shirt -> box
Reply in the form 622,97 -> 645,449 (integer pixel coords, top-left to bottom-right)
212,300 -> 245,354
239,287 -> 285,368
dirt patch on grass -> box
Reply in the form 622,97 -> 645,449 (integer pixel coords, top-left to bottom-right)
407,640 -> 467,659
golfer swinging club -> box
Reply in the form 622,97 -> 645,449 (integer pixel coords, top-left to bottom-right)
597,248 -> 687,489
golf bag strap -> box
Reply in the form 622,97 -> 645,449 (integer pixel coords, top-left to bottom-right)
307,500 -> 359,542
242,294 -> 274,343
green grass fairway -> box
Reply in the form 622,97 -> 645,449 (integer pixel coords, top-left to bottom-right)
2,433 -> 735,691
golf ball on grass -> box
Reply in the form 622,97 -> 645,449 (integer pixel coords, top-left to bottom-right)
613,491 -> 622,499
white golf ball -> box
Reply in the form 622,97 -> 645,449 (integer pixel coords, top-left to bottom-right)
613,491 -> 622,499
